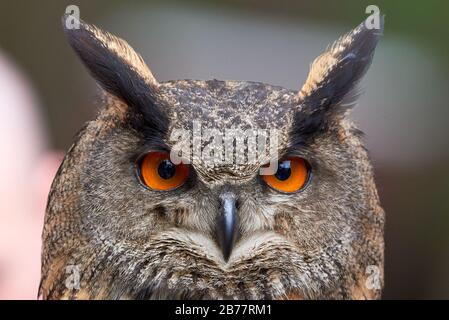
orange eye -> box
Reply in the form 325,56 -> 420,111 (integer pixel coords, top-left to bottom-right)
139,152 -> 189,191
261,157 -> 310,193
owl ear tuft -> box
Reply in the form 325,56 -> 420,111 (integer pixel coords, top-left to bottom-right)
62,14 -> 168,133
298,15 -> 384,112
291,16 -> 383,146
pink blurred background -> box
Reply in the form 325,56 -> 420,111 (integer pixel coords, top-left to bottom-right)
0,0 -> 448,299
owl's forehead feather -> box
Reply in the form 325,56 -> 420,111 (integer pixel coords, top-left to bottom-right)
159,79 -> 298,131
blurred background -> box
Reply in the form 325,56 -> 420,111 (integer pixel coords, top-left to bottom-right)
0,0 -> 448,299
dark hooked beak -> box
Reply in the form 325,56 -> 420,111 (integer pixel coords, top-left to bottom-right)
216,192 -> 238,262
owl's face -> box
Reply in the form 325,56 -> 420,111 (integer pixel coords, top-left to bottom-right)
40,16 -> 384,299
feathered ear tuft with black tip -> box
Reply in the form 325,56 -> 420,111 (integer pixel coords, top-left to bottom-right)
62,14 -> 168,134
292,16 -> 384,145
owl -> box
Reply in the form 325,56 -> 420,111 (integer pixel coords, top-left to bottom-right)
40,14 -> 385,300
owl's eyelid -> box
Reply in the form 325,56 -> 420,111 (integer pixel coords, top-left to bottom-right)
260,153 -> 311,169
134,147 -> 170,164
281,146 -> 313,159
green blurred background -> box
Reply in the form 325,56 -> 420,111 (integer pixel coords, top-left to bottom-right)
0,0 -> 448,299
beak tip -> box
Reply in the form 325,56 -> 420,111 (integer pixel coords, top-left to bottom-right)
222,245 -> 232,262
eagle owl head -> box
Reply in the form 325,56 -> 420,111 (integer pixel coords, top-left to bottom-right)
40,14 -> 385,299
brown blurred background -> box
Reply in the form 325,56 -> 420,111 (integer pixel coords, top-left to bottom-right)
0,0 -> 448,299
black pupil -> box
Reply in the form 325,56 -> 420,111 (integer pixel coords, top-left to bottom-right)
158,159 -> 176,179
275,160 -> 292,181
